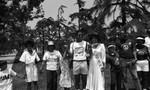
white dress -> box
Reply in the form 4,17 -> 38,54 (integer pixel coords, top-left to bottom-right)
86,44 -> 106,90
19,49 -> 40,82
59,51 -> 71,88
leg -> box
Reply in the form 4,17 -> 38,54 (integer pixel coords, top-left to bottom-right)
143,72 -> 149,89
129,63 -> 142,90
27,82 -> 32,90
111,71 -> 117,90
33,81 -> 38,90
52,71 -> 58,90
47,70 -> 53,90
81,74 -> 87,89
120,58 -> 128,90
74,74 -> 81,89
137,71 -> 142,88
73,61 -> 81,90
116,71 -> 123,90
80,61 -> 88,90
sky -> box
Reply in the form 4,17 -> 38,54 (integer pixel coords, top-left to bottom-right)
27,0 -> 95,29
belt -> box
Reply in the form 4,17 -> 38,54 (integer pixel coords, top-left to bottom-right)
121,57 -> 133,59
73,60 -> 87,62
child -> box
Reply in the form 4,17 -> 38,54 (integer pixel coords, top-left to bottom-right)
106,44 -> 122,90
19,40 -> 40,90
59,44 -> 71,90
0,60 -> 23,90
40,41 -> 62,90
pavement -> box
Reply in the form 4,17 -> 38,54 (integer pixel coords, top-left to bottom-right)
0,52 -> 17,68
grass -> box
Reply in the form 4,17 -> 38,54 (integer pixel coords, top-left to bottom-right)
12,62 -> 135,90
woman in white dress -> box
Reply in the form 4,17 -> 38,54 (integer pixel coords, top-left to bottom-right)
86,34 -> 106,90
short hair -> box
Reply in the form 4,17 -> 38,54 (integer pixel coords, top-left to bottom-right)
25,40 -> 35,48
75,28 -> 85,36
88,33 -> 101,42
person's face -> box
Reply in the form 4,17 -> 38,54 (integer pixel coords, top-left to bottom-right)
92,37 -> 98,44
76,32 -> 83,42
0,64 -> 7,71
27,45 -> 33,51
108,47 -> 115,53
136,40 -> 144,45
48,45 -> 55,51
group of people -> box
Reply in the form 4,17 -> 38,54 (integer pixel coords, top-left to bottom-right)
1,29 -> 150,90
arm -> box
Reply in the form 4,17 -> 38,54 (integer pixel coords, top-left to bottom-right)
35,52 -> 40,63
101,44 -> 106,68
10,69 -> 24,79
19,51 -> 26,74
57,51 -> 63,74
40,52 -> 47,71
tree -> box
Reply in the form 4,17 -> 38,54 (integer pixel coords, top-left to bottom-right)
0,0 -> 45,53
70,0 -> 150,41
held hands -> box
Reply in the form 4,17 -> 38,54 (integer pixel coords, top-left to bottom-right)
115,58 -> 120,65
39,67 -> 44,74
17,73 -> 26,79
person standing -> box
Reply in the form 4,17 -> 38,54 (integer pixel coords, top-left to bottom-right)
86,33 -> 106,90
69,30 -> 90,90
116,33 -> 142,90
135,36 -> 150,90
19,40 -> 40,90
106,44 -> 122,90
0,60 -> 24,90
144,30 -> 150,89
40,41 -> 62,90
59,44 -> 71,90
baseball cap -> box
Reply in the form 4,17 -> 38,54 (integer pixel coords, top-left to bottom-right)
48,41 -> 54,46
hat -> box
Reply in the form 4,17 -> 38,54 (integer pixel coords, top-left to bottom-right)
48,41 -> 54,46
108,45 -> 116,49
136,36 -> 145,44
136,36 -> 144,40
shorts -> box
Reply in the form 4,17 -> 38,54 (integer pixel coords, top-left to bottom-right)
136,60 -> 149,72
0,83 -> 12,90
73,60 -> 88,75
25,64 -> 38,82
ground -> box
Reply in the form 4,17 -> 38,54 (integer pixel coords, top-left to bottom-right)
12,62 -> 135,90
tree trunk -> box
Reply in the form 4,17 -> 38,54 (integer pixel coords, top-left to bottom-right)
121,0 -> 126,27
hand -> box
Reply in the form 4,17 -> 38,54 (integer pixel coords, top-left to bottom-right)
101,67 -> 105,72
17,73 -> 26,79
39,69 -> 44,74
115,58 -> 120,65
57,69 -> 61,75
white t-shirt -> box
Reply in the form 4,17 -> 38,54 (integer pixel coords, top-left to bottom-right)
43,50 -> 62,70
145,36 -> 150,48
0,68 -> 16,86
70,40 -> 87,60
19,49 -> 40,64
